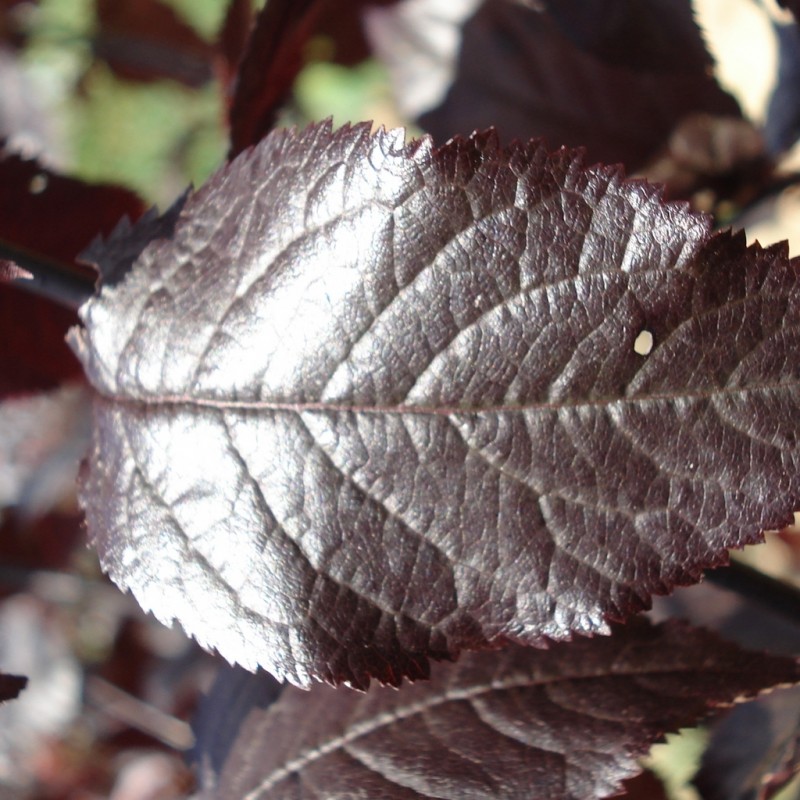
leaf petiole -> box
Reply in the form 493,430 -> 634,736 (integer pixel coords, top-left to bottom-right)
0,240 -> 95,310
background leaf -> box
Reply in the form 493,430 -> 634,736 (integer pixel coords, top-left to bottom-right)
227,0 -> 401,156
228,0 -> 328,157
367,0 -> 744,170
693,686 -> 800,800
0,146 -> 143,398
193,619 -> 800,800
216,0 -> 254,91
92,0 -> 217,87
653,563 -> 800,799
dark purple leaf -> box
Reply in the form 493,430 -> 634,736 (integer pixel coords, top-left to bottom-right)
93,0 -> 216,87
195,620 -> 800,800
541,0 -> 711,71
217,0 -> 254,92
694,687 -> 800,800
652,569 -> 800,798
618,768 -> 670,800
70,121 -> 800,688
227,0 -> 401,156
367,0 -> 742,170
0,673 -> 26,704
192,664 -> 283,790
79,193 -> 187,288
228,0 -> 328,157
652,570 -> 800,656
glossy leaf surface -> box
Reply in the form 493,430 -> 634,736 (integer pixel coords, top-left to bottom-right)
195,620 -> 800,800
72,122 -> 800,687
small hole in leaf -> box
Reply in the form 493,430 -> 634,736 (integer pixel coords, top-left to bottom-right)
29,174 -> 48,194
634,330 -> 653,356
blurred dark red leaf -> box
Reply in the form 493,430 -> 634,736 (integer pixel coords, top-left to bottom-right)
315,0 -> 400,66
93,0 -> 216,87
618,768 -> 670,800
0,0 -> 37,49
228,0 -> 403,155
0,146 -> 145,398
217,0 -> 253,93
0,514 -> 85,595
228,0 -> 327,156
0,146 -> 145,271
0,673 -> 27,704
0,290 -> 84,397
368,0 -> 742,170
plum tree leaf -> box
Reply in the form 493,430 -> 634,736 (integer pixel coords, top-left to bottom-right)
194,620 -> 800,800
70,121 -> 800,688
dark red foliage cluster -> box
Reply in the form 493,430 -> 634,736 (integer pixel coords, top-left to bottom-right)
1,1 -> 800,799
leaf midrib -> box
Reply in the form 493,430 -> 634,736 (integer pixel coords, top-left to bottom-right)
96,379 -> 798,416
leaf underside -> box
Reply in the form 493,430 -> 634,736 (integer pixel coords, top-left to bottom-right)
197,620 -> 800,800
71,121 -> 800,687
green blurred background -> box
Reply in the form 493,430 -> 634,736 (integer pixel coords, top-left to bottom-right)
20,0 -> 394,206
